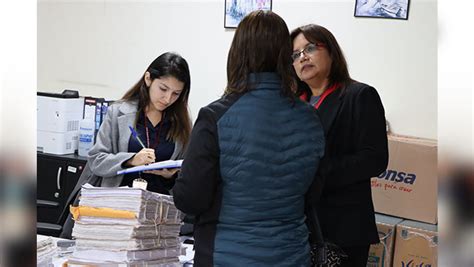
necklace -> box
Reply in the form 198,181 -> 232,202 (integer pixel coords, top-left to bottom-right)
144,111 -> 165,149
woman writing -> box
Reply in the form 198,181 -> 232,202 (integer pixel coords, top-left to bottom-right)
61,52 -> 192,238
88,52 -> 192,194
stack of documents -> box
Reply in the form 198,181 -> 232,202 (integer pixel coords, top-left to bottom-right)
37,235 -> 57,267
68,184 -> 183,266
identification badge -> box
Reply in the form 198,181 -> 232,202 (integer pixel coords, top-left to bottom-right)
132,178 -> 148,190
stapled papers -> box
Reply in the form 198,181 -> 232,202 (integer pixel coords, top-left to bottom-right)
68,183 -> 183,265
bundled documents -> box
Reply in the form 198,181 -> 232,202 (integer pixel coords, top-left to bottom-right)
73,246 -> 181,262
75,237 -> 179,251
66,258 -> 181,267
37,235 -> 57,267
71,183 -> 181,224
67,184 -> 183,266
73,223 -> 181,240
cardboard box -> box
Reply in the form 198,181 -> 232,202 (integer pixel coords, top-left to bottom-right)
371,135 -> 437,224
367,214 -> 404,267
392,220 -> 438,267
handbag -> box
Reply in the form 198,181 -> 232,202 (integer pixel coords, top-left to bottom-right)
310,241 -> 347,267
307,204 -> 348,267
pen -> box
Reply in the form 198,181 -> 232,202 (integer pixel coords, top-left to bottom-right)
129,126 -> 146,148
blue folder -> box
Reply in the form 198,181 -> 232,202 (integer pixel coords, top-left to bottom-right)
117,159 -> 183,175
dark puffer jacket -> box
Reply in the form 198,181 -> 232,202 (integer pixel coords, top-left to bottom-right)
173,72 -> 325,267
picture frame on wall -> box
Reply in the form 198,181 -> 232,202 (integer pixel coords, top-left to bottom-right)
354,0 -> 410,20
224,0 -> 272,28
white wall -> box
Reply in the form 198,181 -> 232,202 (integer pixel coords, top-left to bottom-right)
38,0 -> 437,139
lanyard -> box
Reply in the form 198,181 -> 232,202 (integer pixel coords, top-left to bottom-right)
300,83 -> 339,109
144,111 -> 165,149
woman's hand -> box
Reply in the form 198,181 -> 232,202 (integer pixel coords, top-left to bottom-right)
144,168 -> 180,179
127,148 -> 155,166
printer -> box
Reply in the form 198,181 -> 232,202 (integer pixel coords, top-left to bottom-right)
37,90 -> 84,155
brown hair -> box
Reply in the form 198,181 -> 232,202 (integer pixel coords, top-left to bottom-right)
290,24 -> 354,96
225,10 -> 296,99
121,52 -> 191,146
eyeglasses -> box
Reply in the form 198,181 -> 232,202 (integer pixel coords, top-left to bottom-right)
291,43 -> 325,62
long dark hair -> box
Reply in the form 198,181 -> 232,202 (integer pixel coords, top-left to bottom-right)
122,52 -> 191,146
290,24 -> 354,97
225,10 -> 296,99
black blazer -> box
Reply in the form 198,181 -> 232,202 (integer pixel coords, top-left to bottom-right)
312,82 -> 388,247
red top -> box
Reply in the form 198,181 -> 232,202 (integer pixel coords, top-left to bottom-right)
299,83 -> 340,109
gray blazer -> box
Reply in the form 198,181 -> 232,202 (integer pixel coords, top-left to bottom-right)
60,100 -> 184,238
89,100 -> 184,187
65,100 -> 184,208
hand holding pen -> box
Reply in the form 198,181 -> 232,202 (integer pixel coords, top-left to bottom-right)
129,126 -> 146,148
126,126 -> 155,166
129,148 -> 155,166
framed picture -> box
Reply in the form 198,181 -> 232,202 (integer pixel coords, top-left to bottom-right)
354,0 -> 410,20
224,0 -> 272,28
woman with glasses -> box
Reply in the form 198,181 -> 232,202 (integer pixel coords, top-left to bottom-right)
291,24 -> 389,267
173,11 -> 325,266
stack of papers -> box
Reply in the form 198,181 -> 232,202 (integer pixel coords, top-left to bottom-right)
73,223 -> 181,240
37,235 -> 57,266
68,184 -> 183,266
74,183 -> 181,224
66,257 -> 180,267
75,237 -> 179,251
